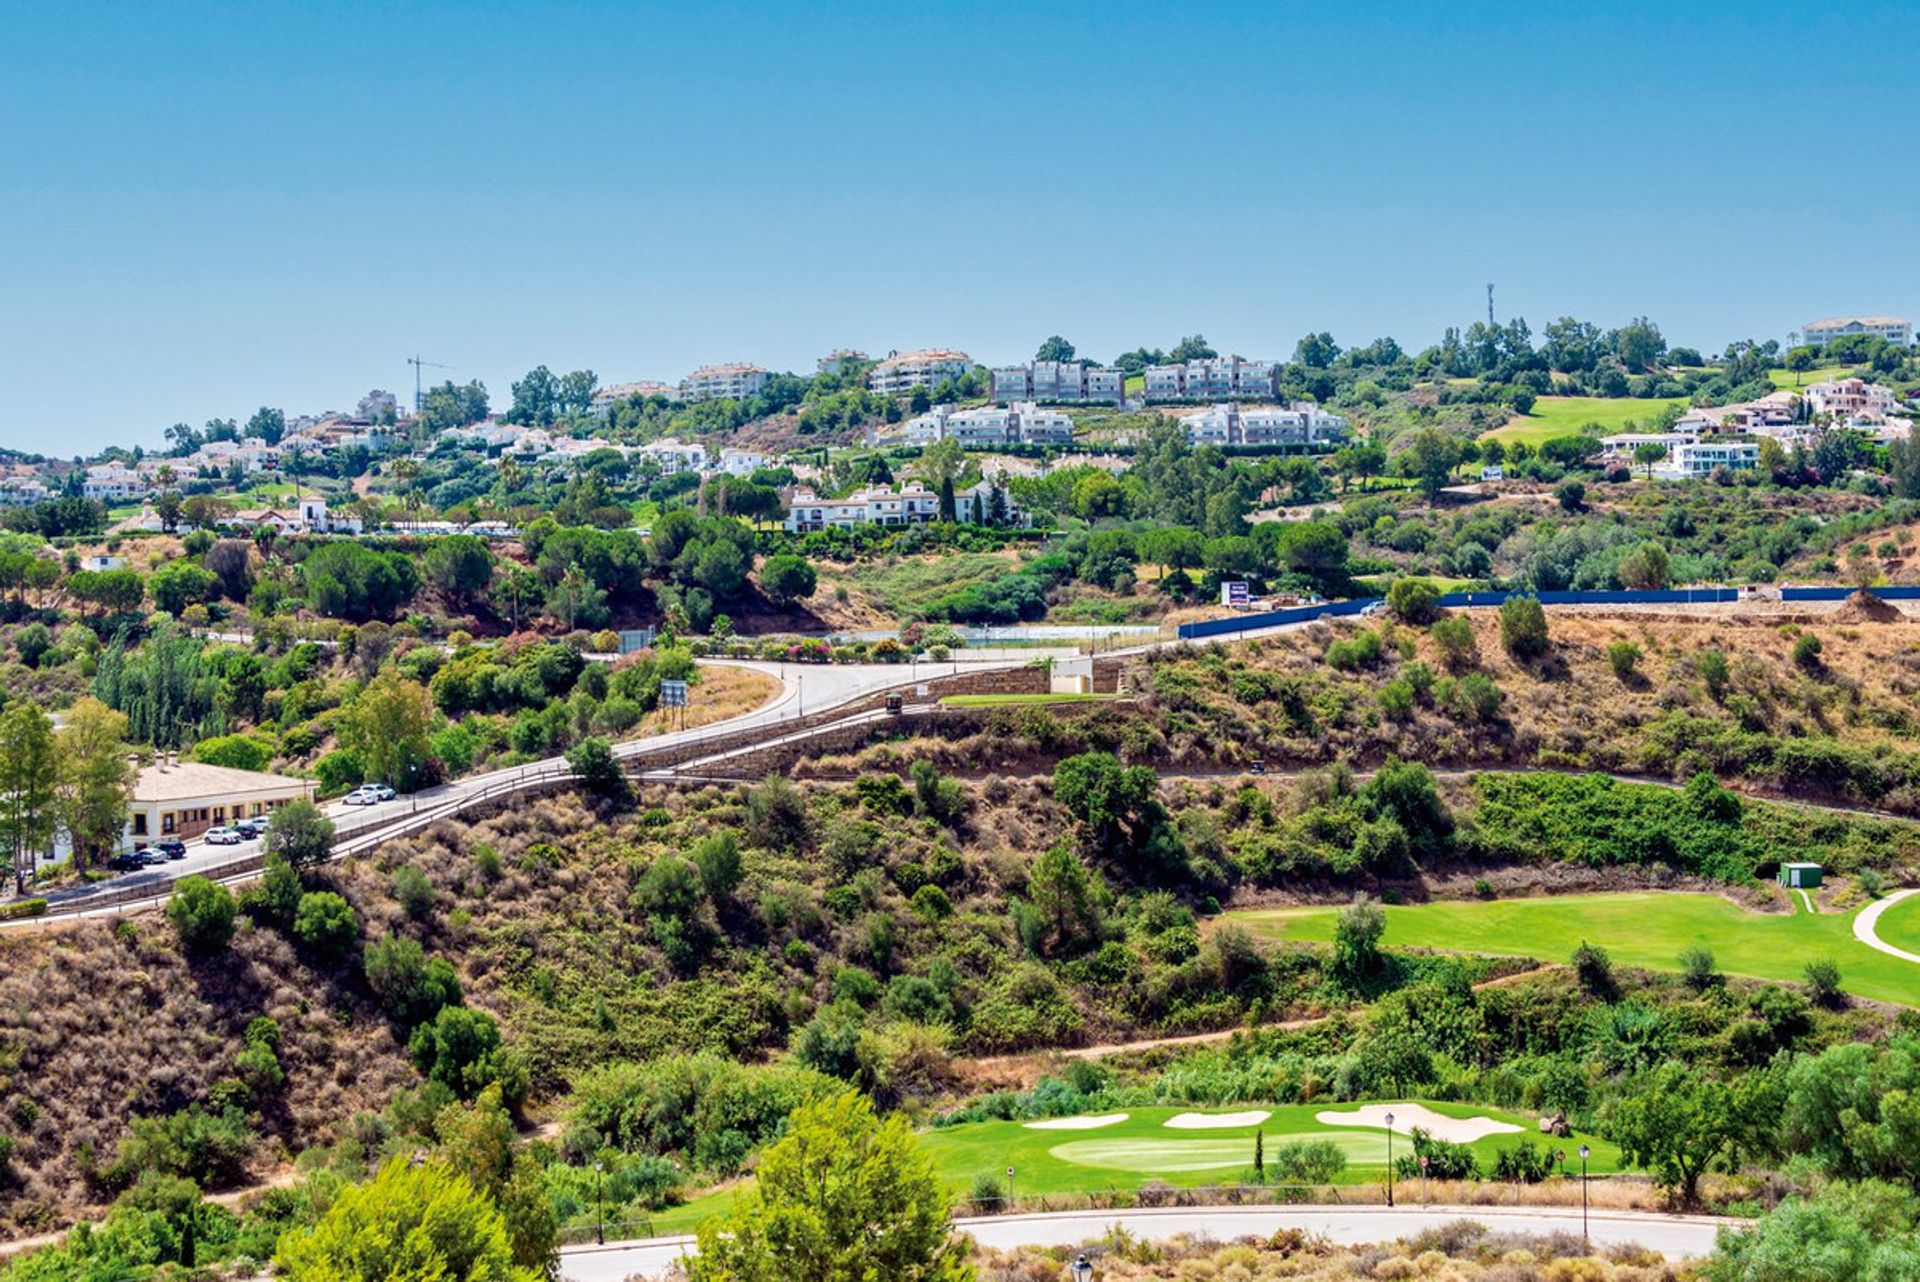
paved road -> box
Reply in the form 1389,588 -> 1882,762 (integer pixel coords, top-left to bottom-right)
22,656 -> 1014,923
556,1204 -> 1738,1280
1855,887 -> 1920,965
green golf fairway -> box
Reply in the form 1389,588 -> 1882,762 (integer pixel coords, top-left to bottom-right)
1880,894 -> 1920,955
649,1101 -> 1621,1234
1230,892 -> 1919,1006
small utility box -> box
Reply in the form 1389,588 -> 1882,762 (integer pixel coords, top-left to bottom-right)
1778,862 -> 1822,889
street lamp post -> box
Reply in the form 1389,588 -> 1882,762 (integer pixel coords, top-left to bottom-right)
1578,1144 -> 1591,1252
1006,1165 -> 1015,1209
1070,1253 -> 1093,1282
1384,1112 -> 1395,1207
594,1160 -> 605,1246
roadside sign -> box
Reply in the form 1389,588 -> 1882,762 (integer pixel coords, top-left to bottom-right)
1221,581 -> 1251,608
660,679 -> 689,708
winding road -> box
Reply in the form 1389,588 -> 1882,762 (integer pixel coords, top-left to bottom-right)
1854,887 -> 1920,965
556,1204 -> 1742,1280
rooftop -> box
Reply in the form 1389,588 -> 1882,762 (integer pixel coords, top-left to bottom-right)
874,348 -> 973,368
684,362 -> 767,379
132,761 -> 317,803
1804,315 -> 1910,328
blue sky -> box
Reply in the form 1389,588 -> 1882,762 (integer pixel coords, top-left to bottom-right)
1,0 -> 1914,455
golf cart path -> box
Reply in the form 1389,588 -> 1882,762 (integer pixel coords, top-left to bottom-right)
1855,887 -> 1920,965
557,1204 -> 1741,1280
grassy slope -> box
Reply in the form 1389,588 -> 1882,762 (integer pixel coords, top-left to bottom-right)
818,550 -> 1024,619
1879,892 -> 1920,953
1482,396 -> 1688,447
653,1102 -> 1623,1231
1769,365 -> 1858,389
1230,893 -> 1918,1005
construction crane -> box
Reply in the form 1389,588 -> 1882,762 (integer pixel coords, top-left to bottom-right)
406,355 -> 455,413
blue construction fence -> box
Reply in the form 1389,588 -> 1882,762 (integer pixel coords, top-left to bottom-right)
1171,585 -> 1867,641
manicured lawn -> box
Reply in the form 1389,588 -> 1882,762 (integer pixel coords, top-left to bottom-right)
651,1102 -> 1620,1232
1482,396 -> 1688,447
940,693 -> 1119,708
1230,892 -> 1919,1006
1879,893 -> 1920,955
1769,365 -> 1858,390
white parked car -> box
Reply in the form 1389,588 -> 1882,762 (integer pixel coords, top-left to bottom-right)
204,826 -> 244,845
342,787 -> 381,806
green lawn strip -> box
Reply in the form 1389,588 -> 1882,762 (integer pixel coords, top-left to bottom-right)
1768,366 -> 1858,390
1877,893 -> 1920,955
940,693 -> 1120,708
1230,892 -> 1918,1006
1480,396 -> 1688,447
651,1102 -> 1619,1233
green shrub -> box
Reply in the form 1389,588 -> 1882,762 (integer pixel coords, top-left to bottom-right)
1386,578 -> 1440,624
1498,595 -> 1549,659
1429,617 -> 1478,671
0,899 -> 47,921
293,891 -> 358,961
392,865 -> 435,918
409,1005 -> 525,1105
166,876 -> 236,955
1606,641 -> 1642,679
1268,1138 -> 1347,1184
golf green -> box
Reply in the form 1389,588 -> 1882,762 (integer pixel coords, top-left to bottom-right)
918,1104 -> 1620,1197
648,1103 -> 1623,1234
1230,892 -> 1920,1006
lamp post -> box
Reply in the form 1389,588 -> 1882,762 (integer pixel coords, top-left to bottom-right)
1006,1165 -> 1016,1209
1578,1144 -> 1590,1252
1070,1253 -> 1093,1282
1384,1112 -> 1395,1207
594,1160 -> 605,1246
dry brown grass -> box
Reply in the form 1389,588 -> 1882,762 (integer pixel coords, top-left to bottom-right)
0,910 -> 417,1236
622,663 -> 779,741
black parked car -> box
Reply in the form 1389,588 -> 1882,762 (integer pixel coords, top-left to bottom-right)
106,852 -> 147,872
154,840 -> 188,860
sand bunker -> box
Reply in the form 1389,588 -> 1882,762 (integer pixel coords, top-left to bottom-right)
1163,1110 -> 1272,1129
1315,1103 -> 1522,1144
1022,1112 -> 1130,1131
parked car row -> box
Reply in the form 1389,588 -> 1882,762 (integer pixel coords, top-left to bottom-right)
107,840 -> 187,872
343,784 -> 396,806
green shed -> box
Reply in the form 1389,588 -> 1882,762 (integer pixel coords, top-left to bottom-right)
1778,862 -> 1822,889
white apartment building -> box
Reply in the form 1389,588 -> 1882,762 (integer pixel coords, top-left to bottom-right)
1143,357 -> 1281,403
680,363 -> 771,403
82,464 -> 150,502
356,389 -> 400,422
589,381 -> 679,417
0,479 -> 52,506
783,485 -> 940,532
990,362 -> 1125,405
1806,377 -> 1904,423
1657,440 -> 1759,478
868,349 -> 974,395
817,348 -> 869,374
1179,402 -> 1348,448
640,438 -> 709,475
904,401 -> 1074,448
1672,391 -> 1798,437
718,448 -> 769,476
1799,316 -> 1914,349
1599,430 -> 1699,464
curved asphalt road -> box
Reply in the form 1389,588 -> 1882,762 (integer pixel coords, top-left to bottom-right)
557,1204 -> 1739,1280
1855,886 -> 1920,964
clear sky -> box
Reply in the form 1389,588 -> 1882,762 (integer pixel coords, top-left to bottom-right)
2,0 -> 1914,456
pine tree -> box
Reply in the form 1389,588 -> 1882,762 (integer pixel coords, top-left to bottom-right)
1254,1127 -> 1264,1177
